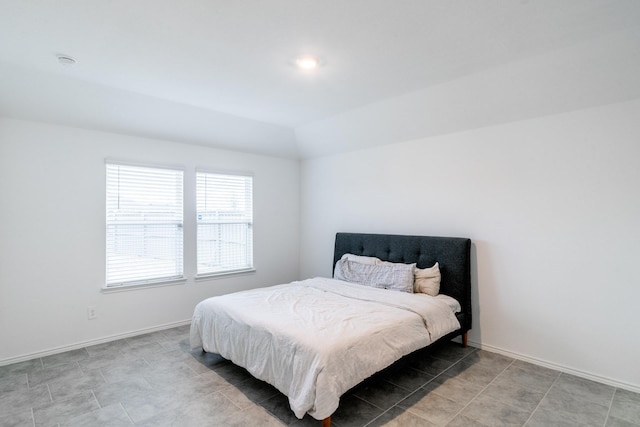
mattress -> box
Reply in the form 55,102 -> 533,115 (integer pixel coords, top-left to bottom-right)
190,277 -> 460,419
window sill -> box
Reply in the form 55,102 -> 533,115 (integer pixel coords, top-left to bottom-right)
101,277 -> 187,293
195,268 -> 256,281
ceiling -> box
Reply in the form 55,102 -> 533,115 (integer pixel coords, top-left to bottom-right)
1,0 -> 639,158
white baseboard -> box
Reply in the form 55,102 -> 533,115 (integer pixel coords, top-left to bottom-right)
467,339 -> 640,394
0,319 -> 192,367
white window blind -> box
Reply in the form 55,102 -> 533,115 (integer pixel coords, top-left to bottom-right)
106,162 -> 184,287
196,172 -> 253,275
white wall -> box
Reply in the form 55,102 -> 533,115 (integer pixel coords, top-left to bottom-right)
0,118 -> 300,363
300,99 -> 640,391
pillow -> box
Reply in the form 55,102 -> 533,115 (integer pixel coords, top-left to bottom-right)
334,259 -> 415,293
414,262 -> 441,296
375,259 -> 441,295
340,253 -> 380,265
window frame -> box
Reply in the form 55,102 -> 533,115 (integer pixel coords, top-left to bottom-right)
194,169 -> 255,279
103,160 -> 186,290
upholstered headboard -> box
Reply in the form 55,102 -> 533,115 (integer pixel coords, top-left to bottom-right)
333,232 -> 472,334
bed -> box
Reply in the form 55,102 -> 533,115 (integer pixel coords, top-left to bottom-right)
190,232 -> 472,425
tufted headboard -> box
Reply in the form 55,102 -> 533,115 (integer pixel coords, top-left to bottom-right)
333,232 -> 472,334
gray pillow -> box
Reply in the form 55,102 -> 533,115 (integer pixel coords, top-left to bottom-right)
334,259 -> 415,293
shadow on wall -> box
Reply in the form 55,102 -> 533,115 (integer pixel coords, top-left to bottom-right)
470,241 -> 482,346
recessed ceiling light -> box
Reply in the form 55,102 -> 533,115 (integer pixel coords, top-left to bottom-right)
56,54 -> 77,66
294,55 -> 321,70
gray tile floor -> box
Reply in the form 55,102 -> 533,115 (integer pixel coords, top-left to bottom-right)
1,325 -> 639,426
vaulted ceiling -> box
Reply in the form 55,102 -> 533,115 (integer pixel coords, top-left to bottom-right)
1,1 -> 639,158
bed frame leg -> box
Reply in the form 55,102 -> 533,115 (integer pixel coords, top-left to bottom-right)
322,416 -> 331,427
462,332 -> 468,348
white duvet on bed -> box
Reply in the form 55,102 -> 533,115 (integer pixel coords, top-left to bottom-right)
190,277 -> 460,420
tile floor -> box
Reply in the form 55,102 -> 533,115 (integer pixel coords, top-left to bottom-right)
1,325 -> 639,426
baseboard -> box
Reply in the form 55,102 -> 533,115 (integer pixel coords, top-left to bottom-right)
467,339 -> 640,394
0,319 -> 192,367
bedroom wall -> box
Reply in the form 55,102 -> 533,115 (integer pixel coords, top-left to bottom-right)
299,98 -> 640,391
0,117 -> 300,363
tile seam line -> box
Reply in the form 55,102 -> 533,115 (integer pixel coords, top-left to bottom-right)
445,358 -> 516,425
523,373 -> 561,426
603,388 -> 616,427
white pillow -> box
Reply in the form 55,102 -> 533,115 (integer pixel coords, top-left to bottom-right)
340,253 -> 380,265
334,259 -> 415,293
339,256 -> 441,296
414,262 -> 441,296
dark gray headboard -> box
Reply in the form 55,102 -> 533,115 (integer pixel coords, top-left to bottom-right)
333,232 -> 472,333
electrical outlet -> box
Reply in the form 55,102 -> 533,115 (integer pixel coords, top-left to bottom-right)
87,306 -> 97,320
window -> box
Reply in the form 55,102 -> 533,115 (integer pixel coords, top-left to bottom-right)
196,171 -> 253,276
106,162 -> 184,287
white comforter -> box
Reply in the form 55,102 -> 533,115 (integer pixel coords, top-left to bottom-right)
190,277 -> 460,420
